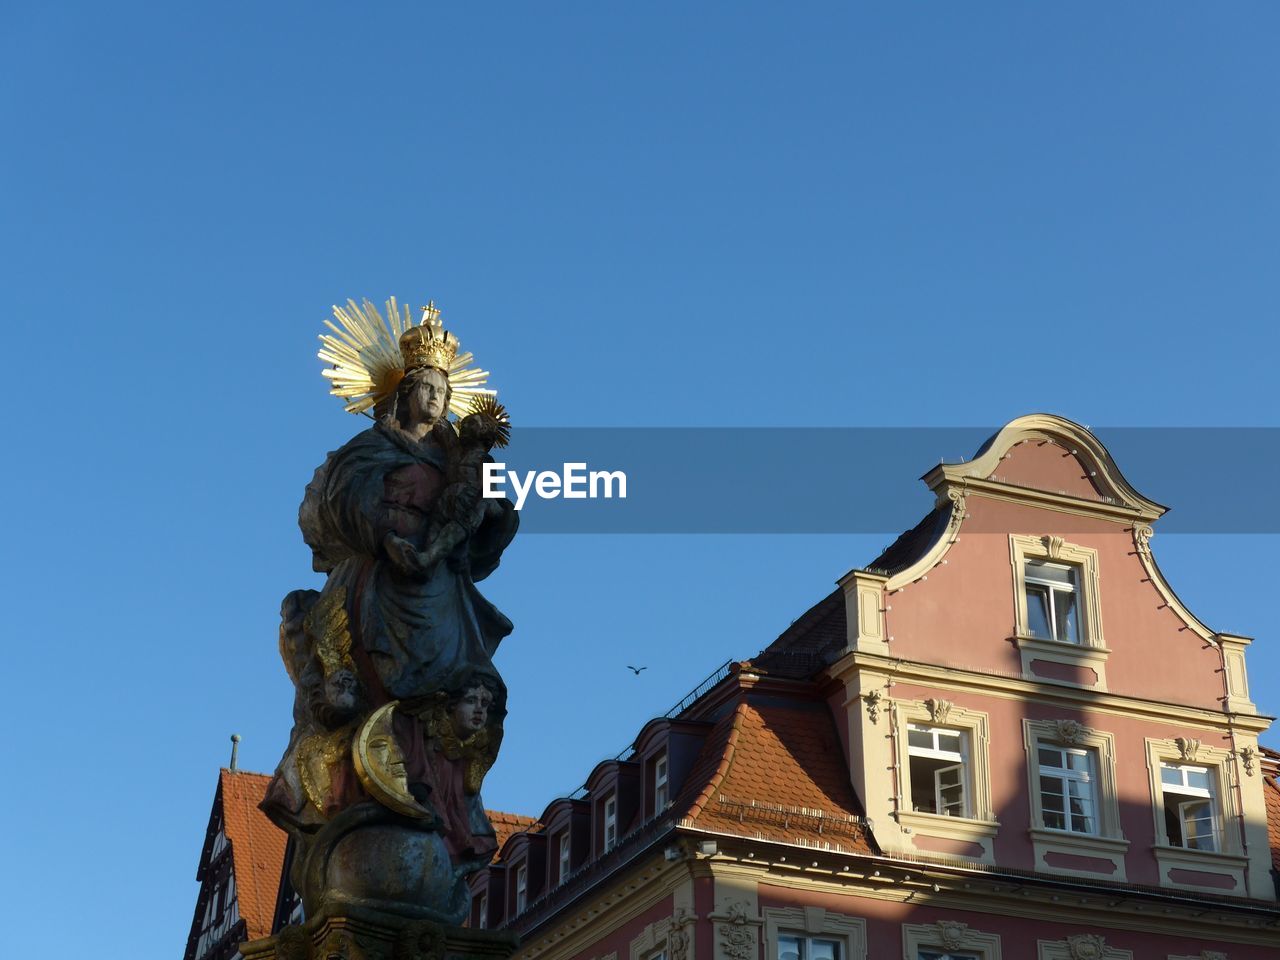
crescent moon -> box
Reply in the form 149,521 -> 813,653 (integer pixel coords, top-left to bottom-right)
352,701 -> 433,819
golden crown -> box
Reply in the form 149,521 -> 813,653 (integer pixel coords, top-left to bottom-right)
399,302 -> 459,372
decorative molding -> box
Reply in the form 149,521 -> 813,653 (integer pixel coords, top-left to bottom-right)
1053,719 -> 1086,745
668,909 -> 695,960
903,920 -> 1002,959
1042,535 -> 1066,560
629,916 -> 674,960
762,907 -> 866,960
1175,737 -> 1202,762
863,690 -> 883,725
1169,953 -> 1230,960
711,900 -> 760,960
1236,746 -> 1256,777
1037,935 -> 1132,960
925,698 -> 954,725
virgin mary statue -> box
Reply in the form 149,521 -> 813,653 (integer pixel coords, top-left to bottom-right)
261,299 -> 518,926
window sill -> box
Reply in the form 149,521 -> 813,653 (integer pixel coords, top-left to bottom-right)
898,811 -> 1000,840
1152,844 -> 1247,893
1029,828 -> 1129,880
1014,635 -> 1109,688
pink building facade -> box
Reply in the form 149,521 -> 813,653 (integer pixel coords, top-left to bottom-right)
474,415 -> 1280,959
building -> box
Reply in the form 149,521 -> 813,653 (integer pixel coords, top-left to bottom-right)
184,768 -> 288,960
472,415 -> 1280,958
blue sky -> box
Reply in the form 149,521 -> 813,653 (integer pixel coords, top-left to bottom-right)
1,4 -> 1277,955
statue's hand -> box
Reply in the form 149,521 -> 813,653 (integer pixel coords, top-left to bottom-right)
384,533 -> 425,577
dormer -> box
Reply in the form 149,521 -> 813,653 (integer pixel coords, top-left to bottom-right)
537,797 -> 589,890
585,759 -> 641,857
632,717 -> 715,819
499,832 -> 545,919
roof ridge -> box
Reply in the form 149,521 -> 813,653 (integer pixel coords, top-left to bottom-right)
684,700 -> 750,821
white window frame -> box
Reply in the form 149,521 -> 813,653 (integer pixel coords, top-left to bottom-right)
1022,560 -> 1081,644
1009,535 -> 1108,688
907,724 -> 969,818
1160,762 -> 1218,851
1023,719 -> 1128,879
892,700 -> 998,862
654,753 -> 670,813
763,907 -> 866,960
557,831 -> 571,885
1035,743 -> 1098,835
603,794 -> 618,852
902,921 -> 1002,960
1143,737 -> 1248,893
514,863 -> 527,914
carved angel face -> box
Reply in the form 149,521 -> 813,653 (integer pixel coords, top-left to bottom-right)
325,669 -> 359,711
453,685 -> 493,734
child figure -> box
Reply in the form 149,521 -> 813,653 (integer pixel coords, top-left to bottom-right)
416,395 -> 511,574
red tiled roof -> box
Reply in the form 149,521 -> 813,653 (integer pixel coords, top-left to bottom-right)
219,769 -> 288,941
487,809 -> 540,860
679,694 -> 873,853
1262,752 -> 1280,873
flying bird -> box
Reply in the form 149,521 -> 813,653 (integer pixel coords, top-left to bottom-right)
626,665 -> 648,675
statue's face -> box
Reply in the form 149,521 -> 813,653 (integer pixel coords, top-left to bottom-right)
325,669 -> 358,710
453,685 -> 493,734
406,368 -> 449,425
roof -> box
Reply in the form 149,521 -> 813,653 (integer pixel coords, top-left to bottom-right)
1262,748 -> 1280,873
218,769 -> 288,941
487,809 -> 540,860
677,691 -> 874,853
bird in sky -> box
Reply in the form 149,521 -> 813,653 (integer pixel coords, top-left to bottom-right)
626,665 -> 648,675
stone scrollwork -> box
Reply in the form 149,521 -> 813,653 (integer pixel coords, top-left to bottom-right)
1236,746 -> 1257,777
1175,737 -> 1202,762
1041,535 -> 1066,560
714,901 -> 760,960
935,921 -> 968,951
1065,934 -> 1107,960
925,698 -> 954,725
1053,719 -> 1086,745
863,690 -> 883,725
1134,523 -> 1154,559
669,908 -> 697,960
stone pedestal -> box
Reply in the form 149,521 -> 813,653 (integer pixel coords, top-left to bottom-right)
241,908 -> 519,960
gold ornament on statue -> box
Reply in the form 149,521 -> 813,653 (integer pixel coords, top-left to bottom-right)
317,297 -> 496,416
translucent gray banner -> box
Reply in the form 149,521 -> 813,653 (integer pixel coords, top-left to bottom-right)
485,428 -> 1280,533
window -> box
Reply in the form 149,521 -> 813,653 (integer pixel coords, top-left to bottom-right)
603,795 -> 618,851
477,892 -> 488,929
918,953 -> 979,960
777,935 -> 841,960
1023,561 -> 1079,643
514,864 -> 527,913
654,753 -> 670,812
1036,744 -> 1096,834
908,725 -> 969,817
1023,719 -> 1127,879
1160,763 -> 1218,851
901,922 -> 1001,960
557,832 -> 571,884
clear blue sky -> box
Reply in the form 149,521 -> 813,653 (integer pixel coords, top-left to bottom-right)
1,4 -> 1277,955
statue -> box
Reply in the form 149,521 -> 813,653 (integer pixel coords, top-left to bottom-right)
261,298 -> 518,931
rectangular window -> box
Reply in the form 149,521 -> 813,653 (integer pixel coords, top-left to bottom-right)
1161,762 -> 1219,851
1024,560 -> 1080,643
1037,744 -> 1097,834
477,892 -> 488,929
777,934 -> 841,960
917,953 -> 979,960
514,864 -> 527,913
558,832 -> 571,884
907,724 -> 969,817
654,753 -> 670,812
603,795 -> 618,852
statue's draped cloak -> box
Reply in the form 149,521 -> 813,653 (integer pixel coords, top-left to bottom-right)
300,421 -> 517,702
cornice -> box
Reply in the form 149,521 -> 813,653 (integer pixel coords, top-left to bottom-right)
828,652 -> 1273,734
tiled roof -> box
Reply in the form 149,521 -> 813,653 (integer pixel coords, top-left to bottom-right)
1262,749 -> 1280,872
487,809 -> 540,859
679,693 -> 874,853
219,769 -> 288,942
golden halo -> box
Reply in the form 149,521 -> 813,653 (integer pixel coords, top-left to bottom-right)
318,297 -> 495,417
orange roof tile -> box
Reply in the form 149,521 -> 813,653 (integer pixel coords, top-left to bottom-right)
680,695 -> 874,853
1264,767 -> 1280,873
487,809 -> 539,861
219,769 -> 288,941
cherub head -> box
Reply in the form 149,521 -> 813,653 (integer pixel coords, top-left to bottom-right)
451,683 -> 494,735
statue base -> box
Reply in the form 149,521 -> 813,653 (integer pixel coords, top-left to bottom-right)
240,906 -> 519,960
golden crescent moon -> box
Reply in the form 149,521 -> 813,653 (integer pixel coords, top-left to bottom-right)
352,701 -> 433,819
